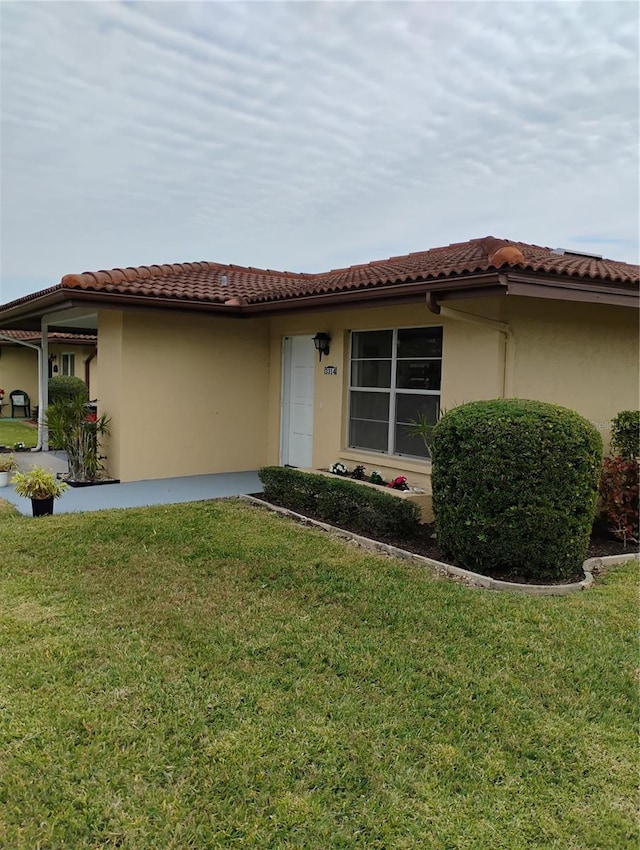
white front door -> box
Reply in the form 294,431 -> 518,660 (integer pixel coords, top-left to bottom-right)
281,335 -> 315,468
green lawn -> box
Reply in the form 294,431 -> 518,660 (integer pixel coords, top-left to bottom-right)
0,500 -> 637,850
0,419 -> 37,448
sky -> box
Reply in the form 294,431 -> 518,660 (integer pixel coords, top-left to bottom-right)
1,0 -> 638,304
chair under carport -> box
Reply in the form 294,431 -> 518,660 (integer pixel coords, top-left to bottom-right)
10,389 -> 31,418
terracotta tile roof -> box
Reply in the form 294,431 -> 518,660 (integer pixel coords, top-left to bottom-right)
0,329 -> 96,343
3,237 -> 638,312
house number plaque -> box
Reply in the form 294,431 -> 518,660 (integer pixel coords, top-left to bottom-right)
324,366 -> 338,375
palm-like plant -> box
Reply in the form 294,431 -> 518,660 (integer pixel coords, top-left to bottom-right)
46,398 -> 111,482
406,410 -> 440,459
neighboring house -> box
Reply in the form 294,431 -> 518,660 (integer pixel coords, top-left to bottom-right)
0,330 -> 98,415
0,236 -> 637,486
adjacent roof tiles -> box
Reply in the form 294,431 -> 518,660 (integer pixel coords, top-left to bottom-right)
0,330 -> 97,343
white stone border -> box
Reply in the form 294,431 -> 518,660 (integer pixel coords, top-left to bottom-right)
241,496 -> 639,596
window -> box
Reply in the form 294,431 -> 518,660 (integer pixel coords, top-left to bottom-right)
61,353 -> 75,377
348,327 -> 442,459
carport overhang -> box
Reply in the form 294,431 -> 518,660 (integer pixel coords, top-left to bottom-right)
0,300 -> 102,451
0,287 -> 243,332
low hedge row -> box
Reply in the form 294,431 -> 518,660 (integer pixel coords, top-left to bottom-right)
258,466 -> 421,540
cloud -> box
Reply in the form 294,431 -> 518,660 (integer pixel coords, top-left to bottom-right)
1,0 -> 637,301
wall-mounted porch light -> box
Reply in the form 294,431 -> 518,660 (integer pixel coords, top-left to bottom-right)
312,332 -> 331,362
49,354 -> 58,374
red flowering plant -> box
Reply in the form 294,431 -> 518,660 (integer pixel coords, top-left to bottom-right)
599,455 -> 639,546
387,476 -> 410,491
0,388 -> 4,400
598,410 -> 640,546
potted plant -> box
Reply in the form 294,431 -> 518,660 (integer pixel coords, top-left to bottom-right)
0,453 -> 17,487
12,466 -> 69,516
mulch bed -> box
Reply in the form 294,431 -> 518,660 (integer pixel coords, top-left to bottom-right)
252,495 -> 638,584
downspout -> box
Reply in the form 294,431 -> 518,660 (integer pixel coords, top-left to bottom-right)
0,332 -> 45,450
38,316 -> 49,452
426,293 -> 515,398
84,349 -> 96,393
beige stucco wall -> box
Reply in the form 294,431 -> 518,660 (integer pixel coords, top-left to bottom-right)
98,309 -> 270,481
0,347 -> 37,410
97,312 -> 125,477
0,342 -> 97,413
51,345 -> 98,393
266,300 -> 504,492
500,297 -> 639,450
266,296 -> 638,490
95,294 -> 638,486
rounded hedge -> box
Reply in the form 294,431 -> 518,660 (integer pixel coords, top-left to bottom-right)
48,376 -> 88,404
431,399 -> 603,581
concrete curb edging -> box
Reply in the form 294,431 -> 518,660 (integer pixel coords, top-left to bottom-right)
240,496 -> 639,596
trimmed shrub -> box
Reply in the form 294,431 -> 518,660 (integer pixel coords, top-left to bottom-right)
431,399 -> 603,581
258,467 -> 421,540
599,456 -> 639,545
259,467 -> 318,516
48,376 -> 88,404
610,410 -> 639,459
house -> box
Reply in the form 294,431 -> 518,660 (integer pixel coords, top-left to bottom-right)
0,236 -> 637,490
0,330 -> 98,416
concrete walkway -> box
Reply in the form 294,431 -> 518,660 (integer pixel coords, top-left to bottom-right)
2,451 -> 263,515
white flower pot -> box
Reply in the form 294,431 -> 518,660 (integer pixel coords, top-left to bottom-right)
0,471 -> 10,487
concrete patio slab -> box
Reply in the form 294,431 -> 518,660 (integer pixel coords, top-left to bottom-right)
1,451 -> 263,515
13,449 -> 69,476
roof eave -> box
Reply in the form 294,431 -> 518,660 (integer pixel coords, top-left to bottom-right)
425,270 -> 639,311
0,268 -> 636,329
241,272 -> 506,314
0,287 -> 244,330
503,270 -> 639,307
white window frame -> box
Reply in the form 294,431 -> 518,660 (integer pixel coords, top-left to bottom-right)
348,326 -> 442,458
60,352 -> 75,377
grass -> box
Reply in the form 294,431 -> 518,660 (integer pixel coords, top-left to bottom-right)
0,499 -> 637,849
0,419 -> 37,448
